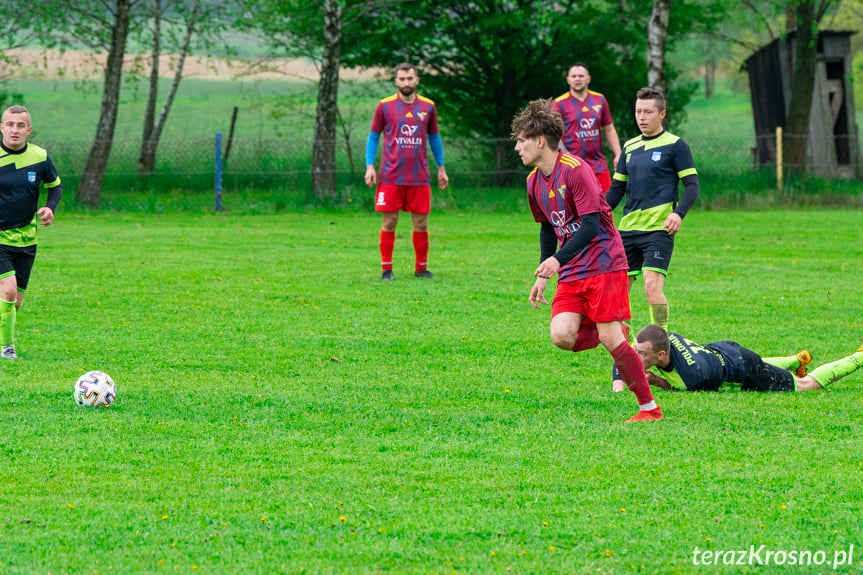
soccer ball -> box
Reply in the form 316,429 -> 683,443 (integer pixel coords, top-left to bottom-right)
73,370 -> 117,407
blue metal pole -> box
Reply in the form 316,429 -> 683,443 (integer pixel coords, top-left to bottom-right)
215,132 -> 223,212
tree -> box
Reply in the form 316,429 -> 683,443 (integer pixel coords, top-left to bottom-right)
350,0 -> 650,184
311,0 -> 342,199
139,0 -> 165,174
349,0 -> 727,183
0,4 -> 30,106
783,0 -> 836,174
240,0 -> 410,201
30,0 -> 148,208
647,0 -> 671,94
78,0 -> 138,208
138,0 -> 231,174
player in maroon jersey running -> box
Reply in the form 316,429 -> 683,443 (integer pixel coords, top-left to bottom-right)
512,99 -> 662,422
551,62 -> 621,193
365,63 -> 449,281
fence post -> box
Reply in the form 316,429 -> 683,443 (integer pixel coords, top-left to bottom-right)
776,126 -> 783,192
215,132 -> 223,213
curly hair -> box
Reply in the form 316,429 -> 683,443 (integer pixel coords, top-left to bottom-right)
510,99 -> 564,150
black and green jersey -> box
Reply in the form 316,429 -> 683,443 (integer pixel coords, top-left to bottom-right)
611,131 -> 697,233
650,332 -> 795,392
0,141 -> 62,247
649,333 -> 740,391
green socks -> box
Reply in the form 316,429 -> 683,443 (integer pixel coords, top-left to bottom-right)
763,355 -> 801,371
0,298 -> 15,347
809,350 -> 863,388
648,303 -> 669,330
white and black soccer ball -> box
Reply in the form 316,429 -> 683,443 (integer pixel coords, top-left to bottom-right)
73,370 -> 117,407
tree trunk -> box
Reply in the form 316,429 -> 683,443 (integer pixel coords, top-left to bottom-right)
647,0 -> 670,95
704,57 -> 715,99
784,0 -> 818,174
139,0 -> 161,174
311,0 -> 342,201
785,1 -> 797,33
141,0 -> 199,174
78,0 -> 132,209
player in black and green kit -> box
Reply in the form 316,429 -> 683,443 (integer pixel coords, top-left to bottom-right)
635,324 -> 863,393
0,105 -> 63,359
607,87 -> 698,391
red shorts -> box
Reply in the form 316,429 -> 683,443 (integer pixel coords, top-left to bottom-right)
595,170 -> 612,193
374,184 -> 431,213
551,270 -> 631,322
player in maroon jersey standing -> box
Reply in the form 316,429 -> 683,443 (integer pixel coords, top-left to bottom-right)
365,63 -> 449,281
512,99 -> 662,422
551,62 -> 621,193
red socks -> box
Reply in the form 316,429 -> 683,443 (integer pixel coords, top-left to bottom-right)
571,323 -> 600,352
381,230 -> 431,273
413,231 -> 429,273
611,341 -> 654,405
380,230 -> 395,271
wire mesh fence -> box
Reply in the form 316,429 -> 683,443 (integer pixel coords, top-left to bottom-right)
39,132 -> 862,194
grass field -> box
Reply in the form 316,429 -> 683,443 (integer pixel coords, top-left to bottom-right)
1,210 -> 862,573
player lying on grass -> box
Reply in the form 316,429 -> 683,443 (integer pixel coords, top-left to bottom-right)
634,324 -> 863,392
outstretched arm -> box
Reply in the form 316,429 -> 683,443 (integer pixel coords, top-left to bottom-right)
646,372 -> 674,390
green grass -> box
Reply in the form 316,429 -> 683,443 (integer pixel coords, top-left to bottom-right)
1,210 -> 862,573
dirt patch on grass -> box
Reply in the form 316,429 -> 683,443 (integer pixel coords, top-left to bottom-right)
6,49 -> 384,82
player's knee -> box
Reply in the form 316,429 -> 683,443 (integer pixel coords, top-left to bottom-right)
0,287 -> 16,304
643,276 -> 665,298
549,327 -> 575,350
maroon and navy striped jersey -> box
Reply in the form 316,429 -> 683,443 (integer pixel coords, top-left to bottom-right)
526,152 -> 628,282
370,93 -> 439,186
551,90 -> 614,175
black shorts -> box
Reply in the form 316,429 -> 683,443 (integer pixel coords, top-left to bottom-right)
621,230 -> 674,277
0,244 -> 37,292
725,342 -> 795,392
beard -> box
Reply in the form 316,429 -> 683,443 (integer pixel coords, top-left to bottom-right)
399,85 -> 416,97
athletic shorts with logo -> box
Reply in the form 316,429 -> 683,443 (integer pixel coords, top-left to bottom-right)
374,184 -> 431,214
551,269 -> 631,322
621,230 -> 674,276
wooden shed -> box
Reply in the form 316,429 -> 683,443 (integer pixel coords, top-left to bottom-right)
745,30 -> 861,178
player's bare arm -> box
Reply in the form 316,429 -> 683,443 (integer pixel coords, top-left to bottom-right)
364,165 -> 377,187
529,277 -> 549,309
646,372 -> 673,390
534,256 -> 561,279
37,207 -> 54,226
437,166 -> 449,190
663,213 -> 682,235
